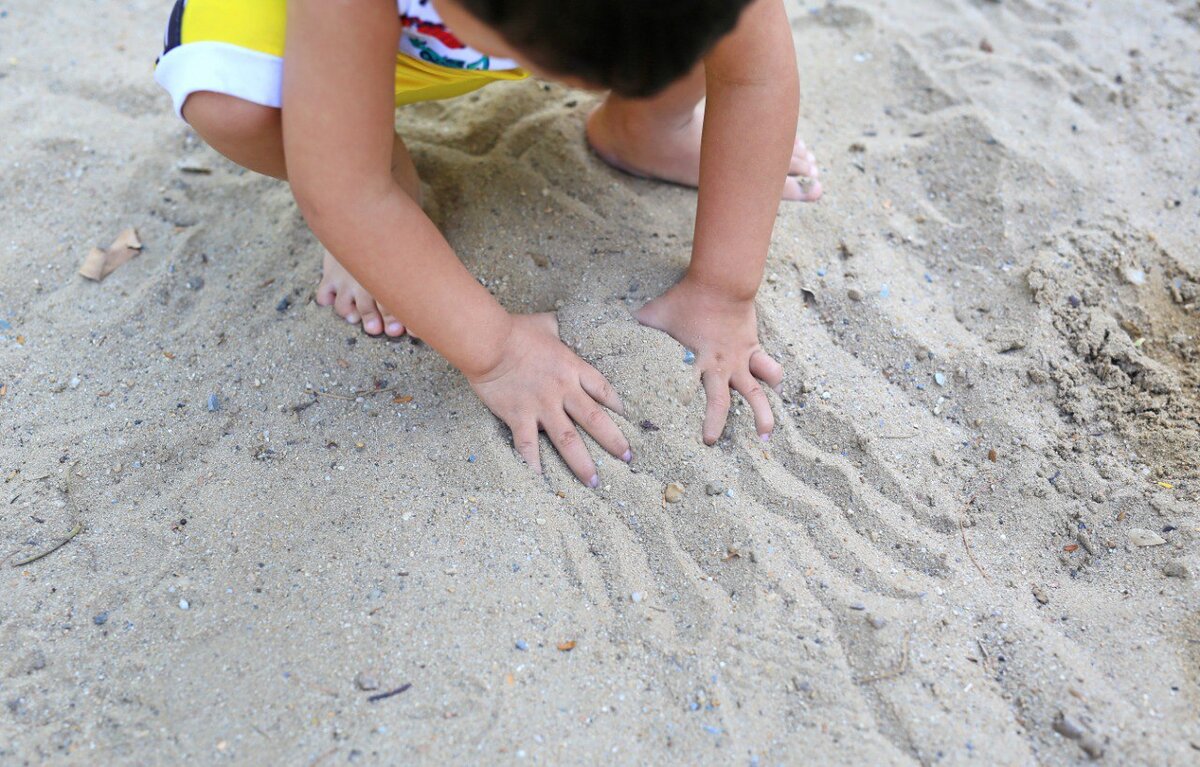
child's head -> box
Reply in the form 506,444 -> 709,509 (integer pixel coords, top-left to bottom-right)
434,0 -> 757,97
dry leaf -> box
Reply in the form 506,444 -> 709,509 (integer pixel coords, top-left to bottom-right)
1063,544 -> 1079,553
1129,528 -> 1167,547
556,640 -> 576,652
80,227 -> 142,281
988,448 -> 998,462
393,395 -> 414,404
0,384 -> 7,398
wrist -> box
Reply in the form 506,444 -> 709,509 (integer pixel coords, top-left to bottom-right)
458,309 -> 516,381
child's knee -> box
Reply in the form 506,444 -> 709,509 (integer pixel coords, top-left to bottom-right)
182,91 -> 280,147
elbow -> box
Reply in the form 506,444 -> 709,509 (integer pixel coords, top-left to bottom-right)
289,173 -> 391,233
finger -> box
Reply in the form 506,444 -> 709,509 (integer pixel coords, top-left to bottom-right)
701,371 -> 732,446
749,350 -> 785,395
543,414 -> 600,488
733,372 -> 775,442
511,421 -> 542,475
566,394 -> 632,464
579,366 -> 625,417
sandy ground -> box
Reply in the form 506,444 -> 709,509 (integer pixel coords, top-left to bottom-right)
2,0 -> 1199,764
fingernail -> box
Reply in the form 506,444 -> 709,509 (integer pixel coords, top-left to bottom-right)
621,450 -> 633,463
760,433 -> 771,443
773,384 -> 784,396
346,314 -> 359,324
387,322 -> 403,334
588,474 -> 600,489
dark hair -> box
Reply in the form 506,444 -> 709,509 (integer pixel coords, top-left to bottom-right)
456,0 -> 757,98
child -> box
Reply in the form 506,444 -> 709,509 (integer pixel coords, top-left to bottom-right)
154,0 -> 821,487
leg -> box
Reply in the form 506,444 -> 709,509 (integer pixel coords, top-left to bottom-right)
182,91 -> 417,337
586,63 -> 822,202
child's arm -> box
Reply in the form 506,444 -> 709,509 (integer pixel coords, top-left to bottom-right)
636,0 -> 799,445
282,0 -> 630,486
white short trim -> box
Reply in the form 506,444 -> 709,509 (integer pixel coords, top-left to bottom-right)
155,41 -> 284,120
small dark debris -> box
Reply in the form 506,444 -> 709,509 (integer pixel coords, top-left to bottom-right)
640,420 -> 660,432
276,296 -> 291,313
367,683 -> 412,703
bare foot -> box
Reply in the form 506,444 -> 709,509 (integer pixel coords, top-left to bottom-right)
313,133 -> 421,338
315,252 -> 407,337
586,102 -> 823,202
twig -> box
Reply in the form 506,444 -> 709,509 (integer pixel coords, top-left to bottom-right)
958,495 -> 990,581
10,521 -> 84,567
857,632 -> 911,684
312,386 -> 399,402
367,683 -> 412,703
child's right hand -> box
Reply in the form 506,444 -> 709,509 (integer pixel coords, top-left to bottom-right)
467,313 -> 632,488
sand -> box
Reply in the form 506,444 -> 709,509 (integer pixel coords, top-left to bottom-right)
1,0 -> 1198,764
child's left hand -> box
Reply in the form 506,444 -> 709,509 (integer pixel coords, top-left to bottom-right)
636,277 -> 784,445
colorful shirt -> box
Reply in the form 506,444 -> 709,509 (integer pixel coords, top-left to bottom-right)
398,0 -> 521,72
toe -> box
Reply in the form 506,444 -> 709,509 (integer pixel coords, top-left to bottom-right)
316,277 -> 338,307
333,289 -> 359,324
382,313 -> 406,337
784,176 -> 824,203
800,178 -> 824,202
356,295 -> 384,336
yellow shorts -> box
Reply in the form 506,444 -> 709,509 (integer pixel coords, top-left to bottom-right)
154,0 -> 528,118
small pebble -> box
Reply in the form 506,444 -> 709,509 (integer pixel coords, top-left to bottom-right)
1053,713 -> 1085,740
355,672 -> 380,691
683,350 -> 696,365
879,284 -> 890,298
934,372 -> 946,387
1079,734 -> 1104,760
515,640 -> 529,651
867,615 -> 887,630
664,483 -> 685,503
276,296 -> 291,312
1163,561 -> 1190,579
93,612 -> 108,626
178,599 -> 190,610
1122,267 -> 1146,286
631,592 -> 644,604
705,483 -> 726,496
467,454 -> 476,463
849,602 -> 866,611
69,376 -> 81,390
207,394 -> 220,412
847,288 -> 864,302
